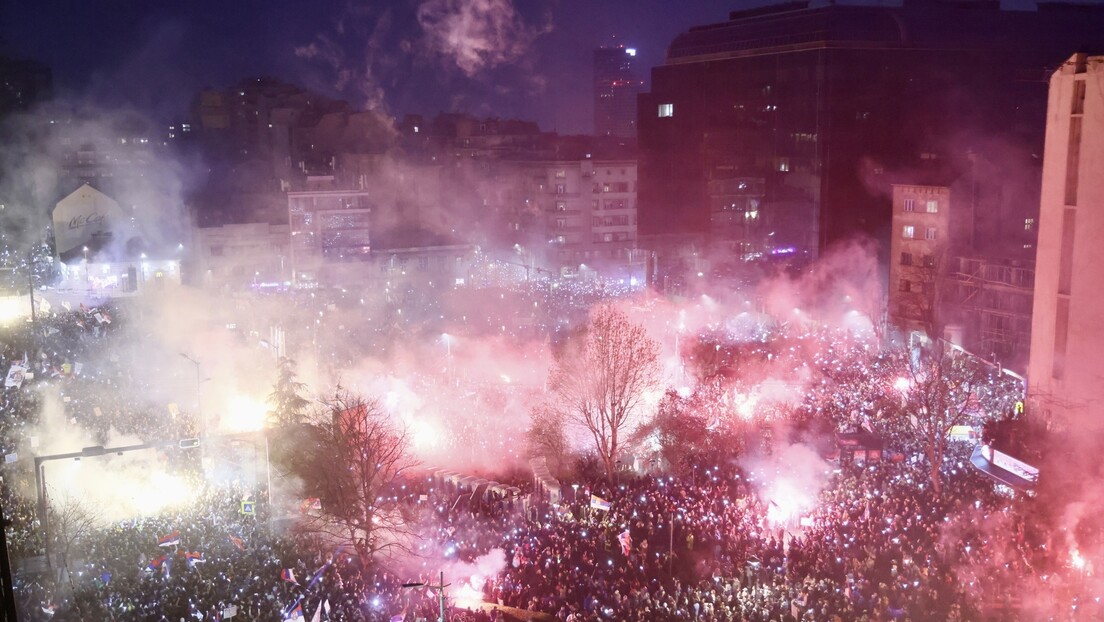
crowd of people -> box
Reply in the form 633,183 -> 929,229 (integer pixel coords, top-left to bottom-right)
0,287 -> 1099,622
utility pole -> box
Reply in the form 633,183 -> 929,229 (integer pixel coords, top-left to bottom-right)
27,249 -> 37,341
402,571 -> 450,622
669,512 -> 675,575
179,353 -> 205,438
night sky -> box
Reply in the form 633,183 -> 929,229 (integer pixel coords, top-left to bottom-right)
0,0 -> 745,133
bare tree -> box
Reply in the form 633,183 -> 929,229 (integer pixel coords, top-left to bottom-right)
893,248 -> 950,341
904,342 -> 987,494
550,305 -> 660,481
290,390 -> 419,566
48,493 -> 100,587
526,402 -> 571,478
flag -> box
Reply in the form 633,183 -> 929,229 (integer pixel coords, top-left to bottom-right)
304,562 -> 329,591
185,551 -> 206,566
146,555 -> 168,572
299,498 -> 322,514
310,604 -> 323,622
590,495 -> 611,512
618,529 -> 632,556
157,530 -> 181,547
283,603 -> 305,622
229,535 -> 245,550
281,568 -> 299,585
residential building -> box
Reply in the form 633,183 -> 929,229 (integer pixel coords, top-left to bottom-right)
512,158 -> 642,279
287,176 -> 373,285
594,46 -> 643,138
887,185 -> 951,338
1028,53 -> 1104,430
192,222 -> 291,289
945,256 -> 1034,369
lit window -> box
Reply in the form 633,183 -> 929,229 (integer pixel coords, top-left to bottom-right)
925,227 -> 937,240
778,158 -> 790,173
658,104 -> 674,118
1024,218 -> 1035,231
925,200 -> 938,213
903,199 -> 915,212
902,225 -> 915,239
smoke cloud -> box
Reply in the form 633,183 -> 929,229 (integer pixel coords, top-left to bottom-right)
416,0 -> 552,77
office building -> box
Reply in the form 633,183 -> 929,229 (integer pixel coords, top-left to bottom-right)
594,46 -> 643,139
638,1 -> 1104,270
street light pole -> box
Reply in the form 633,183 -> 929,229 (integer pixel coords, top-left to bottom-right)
402,571 -> 450,622
180,353 -> 205,438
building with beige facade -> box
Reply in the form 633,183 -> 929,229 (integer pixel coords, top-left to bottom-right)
1028,53 -> 1104,429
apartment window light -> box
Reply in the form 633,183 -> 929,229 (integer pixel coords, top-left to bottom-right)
658,103 -> 674,118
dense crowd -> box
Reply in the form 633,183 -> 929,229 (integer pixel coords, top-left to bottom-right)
0,291 -> 1099,622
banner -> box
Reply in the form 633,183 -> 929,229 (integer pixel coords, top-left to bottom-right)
5,364 -> 26,388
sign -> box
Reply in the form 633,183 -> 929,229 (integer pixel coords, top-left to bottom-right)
240,500 -> 256,516
4,364 -> 26,389
947,425 -> 977,442
989,447 -> 1039,483
68,212 -> 105,230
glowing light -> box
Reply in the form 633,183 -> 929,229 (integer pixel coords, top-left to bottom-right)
626,48 -> 636,56
893,377 -> 910,393
765,479 -> 813,527
410,418 -> 443,451
220,394 -> 269,432
0,297 -> 29,325
1072,549 -> 1087,570
451,575 -> 486,610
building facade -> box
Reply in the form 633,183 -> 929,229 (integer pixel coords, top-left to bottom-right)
512,159 -> 643,278
887,185 -> 951,338
1028,53 -> 1104,429
594,46 -> 643,139
192,222 -> 291,289
638,1 -> 1104,264
287,176 -> 373,284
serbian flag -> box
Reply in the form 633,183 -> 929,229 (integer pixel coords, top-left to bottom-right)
146,555 -> 168,572
590,495 -> 611,512
618,530 -> 632,556
157,531 -> 181,548
300,498 -> 322,514
229,535 -> 245,551
283,603 -> 305,622
281,568 -> 299,585
185,551 -> 206,566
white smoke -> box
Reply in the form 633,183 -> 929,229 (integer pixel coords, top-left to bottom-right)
417,0 -> 552,77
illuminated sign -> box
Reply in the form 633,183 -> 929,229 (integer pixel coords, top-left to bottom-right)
982,444 -> 1039,483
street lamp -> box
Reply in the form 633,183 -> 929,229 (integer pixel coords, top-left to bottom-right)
179,353 -> 208,437
402,571 -> 450,622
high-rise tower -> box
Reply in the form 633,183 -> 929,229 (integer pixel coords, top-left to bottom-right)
593,46 -> 642,139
